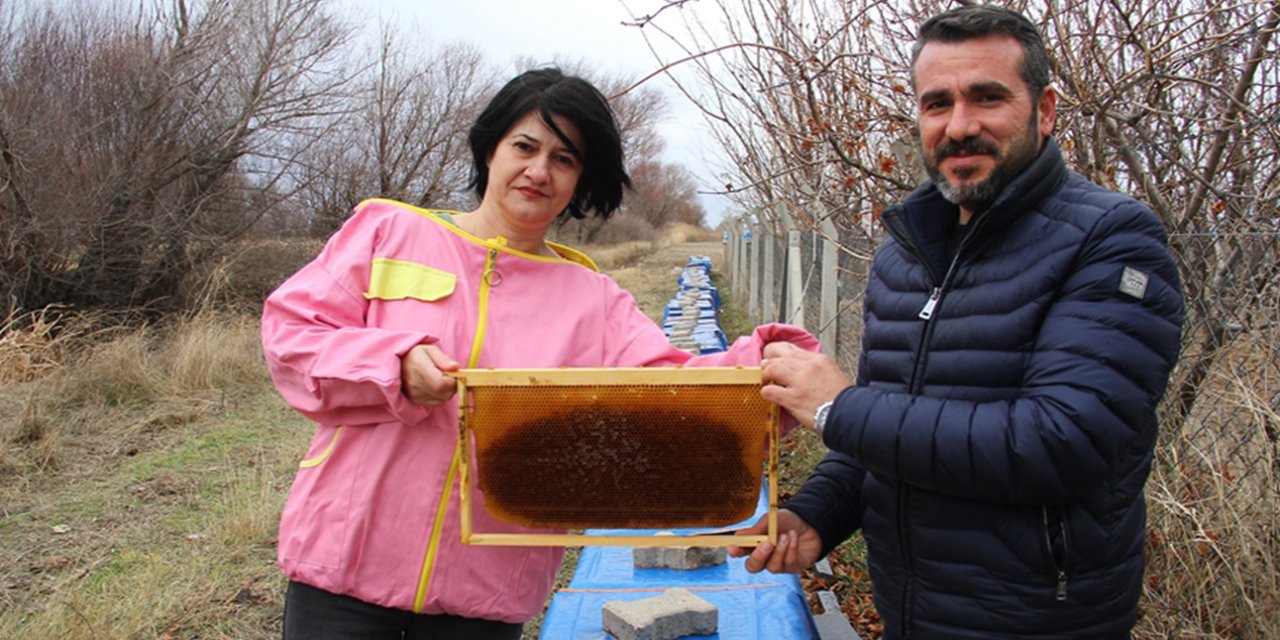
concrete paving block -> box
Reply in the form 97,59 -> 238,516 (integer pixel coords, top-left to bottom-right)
813,590 -> 862,640
817,590 -> 841,613
602,587 -> 718,640
813,557 -> 835,580
814,614 -> 862,640
633,544 -> 727,570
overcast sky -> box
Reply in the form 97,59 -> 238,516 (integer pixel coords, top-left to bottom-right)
355,0 -> 732,225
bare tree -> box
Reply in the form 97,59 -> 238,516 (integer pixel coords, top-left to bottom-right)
292,27 -> 494,236
0,0 -> 356,314
628,1 -> 1280,637
626,159 -> 708,228
1041,0 -> 1280,432
624,0 -> 919,242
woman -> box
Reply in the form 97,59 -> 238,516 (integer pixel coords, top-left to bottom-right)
262,68 -> 816,639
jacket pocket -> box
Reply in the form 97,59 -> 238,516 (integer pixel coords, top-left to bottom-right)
1042,505 -> 1072,602
280,425 -> 356,571
299,426 -> 343,468
363,258 -> 456,302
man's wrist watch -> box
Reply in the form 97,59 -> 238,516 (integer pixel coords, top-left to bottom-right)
814,400 -> 834,435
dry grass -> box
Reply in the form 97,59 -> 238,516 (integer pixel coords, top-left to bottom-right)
0,308 -> 61,387
583,240 -> 661,273
0,307 -> 106,388
189,238 -> 325,313
1138,338 -> 1280,639
0,230 -> 733,640
159,313 -> 269,392
581,227 -> 725,329
1,313 -> 270,475
0,399 -> 303,639
0,310 -> 301,640
10,228 -> 1270,639
662,222 -> 721,244
576,223 -> 720,272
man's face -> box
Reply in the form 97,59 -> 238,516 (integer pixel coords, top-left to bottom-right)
913,35 -> 1055,214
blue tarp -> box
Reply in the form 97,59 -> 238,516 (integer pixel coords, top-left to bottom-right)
535,256 -> 822,638
538,489 -> 821,639
538,582 -> 818,639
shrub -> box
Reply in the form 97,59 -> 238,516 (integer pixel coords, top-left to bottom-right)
185,239 -> 325,314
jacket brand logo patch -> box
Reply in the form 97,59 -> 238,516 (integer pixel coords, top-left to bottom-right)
1119,266 -> 1149,300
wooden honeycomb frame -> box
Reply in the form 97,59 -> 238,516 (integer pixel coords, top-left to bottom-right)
452,366 -> 778,547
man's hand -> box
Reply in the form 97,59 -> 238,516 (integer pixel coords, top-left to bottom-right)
760,341 -> 851,428
728,509 -> 824,574
400,344 -> 460,406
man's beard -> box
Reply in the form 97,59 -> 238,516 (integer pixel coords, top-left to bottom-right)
924,113 -> 1041,211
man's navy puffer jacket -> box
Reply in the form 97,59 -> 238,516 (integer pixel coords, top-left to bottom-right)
785,139 -> 1184,639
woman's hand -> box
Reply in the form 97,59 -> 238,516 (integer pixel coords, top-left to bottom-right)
728,509 -> 824,574
400,344 -> 460,406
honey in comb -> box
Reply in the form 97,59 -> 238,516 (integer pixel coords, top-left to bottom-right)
475,408 -> 761,529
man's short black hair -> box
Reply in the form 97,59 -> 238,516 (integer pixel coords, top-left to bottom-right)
468,68 -> 631,219
910,5 -> 1052,97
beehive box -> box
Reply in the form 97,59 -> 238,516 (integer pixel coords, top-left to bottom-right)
453,367 -> 778,547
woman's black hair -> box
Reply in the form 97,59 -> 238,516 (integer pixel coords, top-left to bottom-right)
468,68 -> 631,219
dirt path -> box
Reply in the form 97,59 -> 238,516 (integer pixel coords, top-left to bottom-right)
603,240 -> 725,323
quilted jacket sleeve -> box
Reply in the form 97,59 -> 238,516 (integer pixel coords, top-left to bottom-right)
785,448 -> 867,556
821,198 -> 1184,505
785,329 -> 872,550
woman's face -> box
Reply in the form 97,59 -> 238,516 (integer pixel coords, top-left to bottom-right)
482,110 -> 584,232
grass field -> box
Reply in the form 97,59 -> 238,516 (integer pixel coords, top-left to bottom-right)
0,228 -> 869,639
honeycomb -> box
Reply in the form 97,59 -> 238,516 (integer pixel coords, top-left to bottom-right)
456,368 -> 775,530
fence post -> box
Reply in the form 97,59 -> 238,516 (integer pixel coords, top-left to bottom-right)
726,223 -> 739,295
819,217 -> 839,358
748,221 -> 761,323
761,221 -> 776,324
738,225 -> 750,309
774,202 -> 803,327
797,181 -> 845,359
785,228 -> 805,327
727,226 -> 737,291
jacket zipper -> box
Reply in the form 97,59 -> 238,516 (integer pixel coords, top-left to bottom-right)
906,249 -> 961,396
1042,506 -> 1071,602
884,211 -> 977,637
893,206 -> 1075,605
899,255 -> 961,639
412,243 -> 501,613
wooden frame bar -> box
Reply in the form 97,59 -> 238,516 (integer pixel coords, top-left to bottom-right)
465,533 -> 770,547
451,366 -> 765,387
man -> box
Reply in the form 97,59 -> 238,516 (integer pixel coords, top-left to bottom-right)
732,5 -> 1184,639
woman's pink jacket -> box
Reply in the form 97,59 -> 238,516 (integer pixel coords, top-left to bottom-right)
261,198 -> 817,623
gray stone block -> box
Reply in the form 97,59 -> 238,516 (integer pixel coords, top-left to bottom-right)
633,544 -> 727,570
817,590 -> 841,613
813,557 -> 835,580
813,590 -> 862,640
602,588 -> 718,640
814,614 -> 862,640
